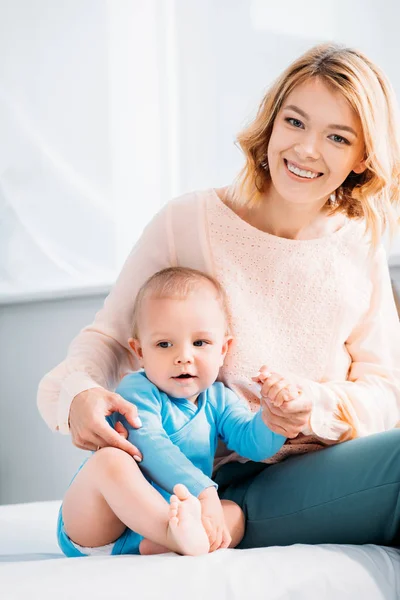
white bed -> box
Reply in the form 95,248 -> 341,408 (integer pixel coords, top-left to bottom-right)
0,500 -> 399,600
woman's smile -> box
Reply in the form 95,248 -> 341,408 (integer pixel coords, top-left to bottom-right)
283,159 -> 323,181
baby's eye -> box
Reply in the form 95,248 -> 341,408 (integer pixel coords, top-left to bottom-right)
193,340 -> 209,347
285,117 -> 304,129
157,341 -> 172,348
329,134 -> 349,145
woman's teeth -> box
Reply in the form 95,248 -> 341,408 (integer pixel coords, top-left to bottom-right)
286,161 -> 320,179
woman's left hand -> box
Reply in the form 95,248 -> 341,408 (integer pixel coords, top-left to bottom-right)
253,366 -> 313,438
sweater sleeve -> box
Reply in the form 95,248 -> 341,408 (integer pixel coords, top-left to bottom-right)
114,376 -> 215,497
37,203 -> 175,433
216,386 -> 286,460
301,245 -> 400,441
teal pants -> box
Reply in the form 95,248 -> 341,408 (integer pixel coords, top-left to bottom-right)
215,429 -> 400,548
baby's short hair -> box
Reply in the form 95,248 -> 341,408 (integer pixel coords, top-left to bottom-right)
132,267 -> 230,338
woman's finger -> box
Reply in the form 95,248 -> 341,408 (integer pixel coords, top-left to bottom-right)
279,395 -> 312,415
265,394 -> 311,418
72,440 -> 98,452
71,428 -> 104,450
266,406 -> 309,431
94,419 -> 143,460
114,421 -> 129,438
73,435 -> 106,452
108,395 -> 142,430
261,402 -> 305,437
260,405 -> 288,436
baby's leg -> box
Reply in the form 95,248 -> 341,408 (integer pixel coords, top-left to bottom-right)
62,447 -> 209,555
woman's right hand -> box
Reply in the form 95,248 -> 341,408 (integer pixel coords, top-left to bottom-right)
69,387 -> 143,460
253,366 -> 312,438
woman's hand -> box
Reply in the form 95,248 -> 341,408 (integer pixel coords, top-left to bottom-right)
253,366 -> 313,438
69,387 -> 143,459
198,487 -> 230,552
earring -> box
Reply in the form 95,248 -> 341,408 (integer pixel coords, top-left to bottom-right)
329,186 -> 343,207
260,159 -> 269,172
329,192 -> 338,207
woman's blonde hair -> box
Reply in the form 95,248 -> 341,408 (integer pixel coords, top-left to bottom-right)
234,43 -> 400,245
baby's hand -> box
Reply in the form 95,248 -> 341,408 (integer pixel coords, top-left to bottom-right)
252,365 -> 301,407
198,487 -> 227,552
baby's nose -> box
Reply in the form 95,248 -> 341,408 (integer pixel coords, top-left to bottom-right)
175,349 -> 194,364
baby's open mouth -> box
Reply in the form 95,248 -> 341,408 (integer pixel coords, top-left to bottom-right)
174,374 -> 196,379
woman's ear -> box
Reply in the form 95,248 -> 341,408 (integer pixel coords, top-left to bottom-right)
129,338 -> 144,367
352,158 -> 367,174
220,336 -> 234,366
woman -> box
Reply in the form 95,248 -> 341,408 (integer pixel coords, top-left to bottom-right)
38,43 -> 400,548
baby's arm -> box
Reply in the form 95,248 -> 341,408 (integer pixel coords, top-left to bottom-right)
215,384 -> 286,461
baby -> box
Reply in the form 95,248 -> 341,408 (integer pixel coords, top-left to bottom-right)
57,267 -> 295,557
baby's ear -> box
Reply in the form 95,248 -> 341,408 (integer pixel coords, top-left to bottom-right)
220,335 -> 234,363
129,338 -> 144,365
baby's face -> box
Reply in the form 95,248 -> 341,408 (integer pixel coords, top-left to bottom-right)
130,284 -> 231,402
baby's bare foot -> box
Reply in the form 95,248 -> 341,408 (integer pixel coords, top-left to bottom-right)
167,484 -> 209,556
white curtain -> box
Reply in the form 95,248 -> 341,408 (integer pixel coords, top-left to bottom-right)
1,1 -> 113,298
0,0 -> 174,300
1,0 -> 400,302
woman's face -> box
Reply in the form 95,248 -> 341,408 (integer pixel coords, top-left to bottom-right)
267,77 -> 366,206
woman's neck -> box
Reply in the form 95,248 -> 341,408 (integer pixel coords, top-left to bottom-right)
223,185 -> 345,241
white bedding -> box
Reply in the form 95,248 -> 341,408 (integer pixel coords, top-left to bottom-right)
0,500 -> 399,600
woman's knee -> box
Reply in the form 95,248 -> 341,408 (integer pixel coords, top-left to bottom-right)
367,429 -> 400,474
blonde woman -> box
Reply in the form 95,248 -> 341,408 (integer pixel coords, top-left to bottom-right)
38,43 -> 400,548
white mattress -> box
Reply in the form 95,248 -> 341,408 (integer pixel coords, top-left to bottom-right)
0,500 -> 399,600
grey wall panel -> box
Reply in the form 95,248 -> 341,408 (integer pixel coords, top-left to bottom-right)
0,293 -> 106,505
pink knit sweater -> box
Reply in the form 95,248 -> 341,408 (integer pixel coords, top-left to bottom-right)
37,189 -> 400,464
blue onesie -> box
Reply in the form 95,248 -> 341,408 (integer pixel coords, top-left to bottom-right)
57,372 -> 285,556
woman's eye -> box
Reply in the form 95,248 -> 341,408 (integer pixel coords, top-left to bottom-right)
157,341 -> 172,348
329,134 -> 349,145
286,117 -> 304,129
193,340 -> 208,347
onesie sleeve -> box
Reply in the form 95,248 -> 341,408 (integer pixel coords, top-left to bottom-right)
113,375 -> 216,497
215,385 -> 286,460
37,203 -> 175,433
300,245 -> 400,441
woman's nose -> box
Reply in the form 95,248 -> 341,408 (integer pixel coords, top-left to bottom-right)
294,135 -> 320,160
